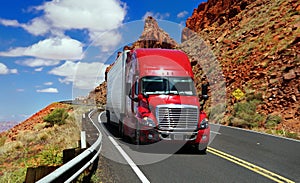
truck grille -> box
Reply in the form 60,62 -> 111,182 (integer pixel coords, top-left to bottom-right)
156,105 -> 199,130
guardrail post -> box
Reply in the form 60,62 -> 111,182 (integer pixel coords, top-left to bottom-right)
81,131 -> 87,149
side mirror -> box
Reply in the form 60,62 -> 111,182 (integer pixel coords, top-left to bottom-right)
128,88 -> 139,102
201,83 -> 209,100
128,94 -> 138,102
132,97 -> 139,102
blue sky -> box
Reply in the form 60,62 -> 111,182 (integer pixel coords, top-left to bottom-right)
0,0 -> 204,122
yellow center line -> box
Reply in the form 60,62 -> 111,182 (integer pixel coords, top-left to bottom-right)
207,147 -> 295,183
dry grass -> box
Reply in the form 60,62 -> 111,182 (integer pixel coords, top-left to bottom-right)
0,104 -> 88,182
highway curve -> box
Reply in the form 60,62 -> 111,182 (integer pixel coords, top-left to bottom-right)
85,110 -> 300,183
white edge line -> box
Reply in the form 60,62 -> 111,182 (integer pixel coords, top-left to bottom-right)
98,111 -> 150,183
210,131 -> 221,135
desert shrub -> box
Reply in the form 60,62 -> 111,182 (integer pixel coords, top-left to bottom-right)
246,92 -> 263,102
17,131 -> 36,144
265,115 -> 282,129
38,146 -> 63,166
229,100 -> 264,128
34,122 -> 47,130
285,132 -> 299,139
44,108 -> 69,126
208,103 -> 226,123
0,136 -> 6,147
37,132 -> 50,143
0,167 -> 27,183
266,129 -> 299,140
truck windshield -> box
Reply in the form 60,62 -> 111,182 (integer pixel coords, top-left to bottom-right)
141,76 -> 196,96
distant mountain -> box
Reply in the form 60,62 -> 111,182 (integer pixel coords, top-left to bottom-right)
0,121 -> 20,133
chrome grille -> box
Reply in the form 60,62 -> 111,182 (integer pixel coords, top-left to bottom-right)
156,105 -> 199,130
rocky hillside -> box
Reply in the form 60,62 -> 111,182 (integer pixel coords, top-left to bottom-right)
0,102 -> 81,181
0,102 -> 71,142
90,0 -> 299,138
184,0 -> 299,135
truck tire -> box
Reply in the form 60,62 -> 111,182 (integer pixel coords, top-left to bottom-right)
133,128 -> 140,145
106,110 -> 110,125
133,121 -> 140,145
196,144 -> 207,154
118,121 -> 124,139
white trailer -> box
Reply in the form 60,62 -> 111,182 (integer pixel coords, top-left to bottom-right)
106,51 -> 128,125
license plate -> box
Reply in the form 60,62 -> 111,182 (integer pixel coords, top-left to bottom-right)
173,134 -> 184,140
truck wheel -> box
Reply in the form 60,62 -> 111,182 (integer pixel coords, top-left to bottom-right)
133,129 -> 140,145
106,110 -> 110,125
195,144 -> 207,154
118,121 -> 124,139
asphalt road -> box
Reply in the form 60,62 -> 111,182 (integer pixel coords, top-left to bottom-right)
86,110 -> 300,183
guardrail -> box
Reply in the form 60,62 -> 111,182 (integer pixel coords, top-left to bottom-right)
36,109 -> 102,183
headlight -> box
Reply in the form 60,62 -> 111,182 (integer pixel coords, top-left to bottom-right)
199,118 -> 209,129
141,117 -> 156,127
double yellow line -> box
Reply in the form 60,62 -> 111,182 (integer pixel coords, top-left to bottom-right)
207,147 -> 295,183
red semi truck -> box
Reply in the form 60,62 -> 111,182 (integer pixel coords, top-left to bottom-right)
106,48 -> 210,153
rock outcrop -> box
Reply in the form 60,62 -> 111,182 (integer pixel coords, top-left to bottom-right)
185,0 -> 256,33
133,16 -> 178,49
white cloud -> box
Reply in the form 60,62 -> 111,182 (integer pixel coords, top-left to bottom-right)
0,18 -> 20,27
22,17 -> 51,36
0,63 -> 18,74
0,18 -> 51,36
42,0 -> 126,32
0,37 -> 84,60
49,61 -> 108,90
17,58 -> 60,67
0,0 -> 126,36
10,69 -> 18,74
0,0 -> 127,61
16,89 -> 25,92
89,31 -> 122,52
44,82 -> 53,86
0,63 -> 10,74
35,67 -> 43,72
142,12 -> 170,20
36,88 -> 58,93
177,11 -> 188,18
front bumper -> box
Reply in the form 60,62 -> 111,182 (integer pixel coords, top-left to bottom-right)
139,126 -> 210,144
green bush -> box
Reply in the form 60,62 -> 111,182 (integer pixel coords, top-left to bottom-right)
246,92 -> 263,102
229,100 -> 264,128
0,167 -> 27,183
38,146 -> 63,166
44,108 -> 69,126
0,136 -> 6,147
265,115 -> 282,129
